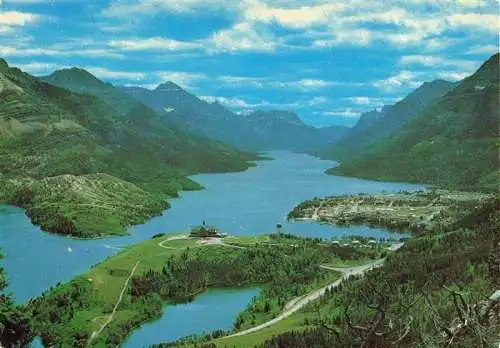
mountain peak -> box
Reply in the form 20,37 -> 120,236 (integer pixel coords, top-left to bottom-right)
155,81 -> 184,92
248,110 -> 304,125
423,78 -> 453,86
470,52 -> 499,81
45,67 -> 104,87
0,58 -> 9,72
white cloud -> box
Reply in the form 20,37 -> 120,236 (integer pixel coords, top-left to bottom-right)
199,94 -> 332,111
283,79 -> 366,89
373,70 -> 422,92
14,61 -> 68,75
243,2 -> 346,29
109,37 -> 199,51
292,79 -> 329,88
324,109 -> 361,118
308,96 -> 329,105
4,0 -> 87,3
456,0 -> 486,6
103,0 -> 230,17
447,13 -> 499,33
314,29 -> 373,47
155,71 -> 207,88
200,95 -> 262,108
85,67 -> 146,81
218,75 -> 267,88
410,0 -> 488,7
0,11 -> 38,27
0,45 -> 124,59
384,31 -> 427,45
466,44 -> 499,55
399,55 -> 478,70
123,82 -> 159,90
270,78 -> 337,90
208,22 -> 278,53
346,97 -> 371,105
101,0 -> 498,56
218,75 -> 362,90
343,96 -> 399,107
437,71 -> 471,81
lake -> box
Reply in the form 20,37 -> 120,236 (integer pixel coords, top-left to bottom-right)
0,151 -> 424,346
124,288 -> 261,347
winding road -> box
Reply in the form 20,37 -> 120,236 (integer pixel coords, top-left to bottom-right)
157,236 -> 404,340
223,258 -> 386,339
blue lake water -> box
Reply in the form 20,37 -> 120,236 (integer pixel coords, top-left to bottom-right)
125,288 -> 261,347
0,151 -> 424,346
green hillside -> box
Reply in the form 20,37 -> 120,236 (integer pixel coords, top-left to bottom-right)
321,79 -> 455,161
329,53 -> 499,191
41,68 -> 155,116
0,59 -> 257,237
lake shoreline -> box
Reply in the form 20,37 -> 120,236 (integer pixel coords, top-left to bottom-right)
287,189 -> 494,234
0,151 -> 425,305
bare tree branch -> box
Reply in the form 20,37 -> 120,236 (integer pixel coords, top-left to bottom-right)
394,315 -> 414,345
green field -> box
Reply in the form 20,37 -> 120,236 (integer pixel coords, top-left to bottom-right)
29,233 -> 376,347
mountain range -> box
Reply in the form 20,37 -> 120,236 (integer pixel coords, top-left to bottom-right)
119,83 -> 349,151
2,53 -> 498,240
328,53 -> 499,190
0,59 -> 256,238
43,70 -> 349,151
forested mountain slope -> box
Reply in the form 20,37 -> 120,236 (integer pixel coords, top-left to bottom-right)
0,59 -> 257,237
321,79 -> 455,161
329,53 -> 499,190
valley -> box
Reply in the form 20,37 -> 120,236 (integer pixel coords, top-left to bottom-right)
0,42 -> 497,348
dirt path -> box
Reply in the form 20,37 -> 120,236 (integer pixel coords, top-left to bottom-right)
158,234 -> 190,249
87,261 -> 140,347
159,235 -> 248,250
223,259 -> 385,339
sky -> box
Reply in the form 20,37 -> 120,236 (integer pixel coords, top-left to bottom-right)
0,0 -> 498,127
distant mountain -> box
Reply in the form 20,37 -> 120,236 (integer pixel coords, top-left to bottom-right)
120,83 -> 349,151
241,110 -> 349,150
350,105 -> 391,136
41,68 -> 147,115
0,59 -> 256,238
321,79 -> 456,160
329,53 -> 499,190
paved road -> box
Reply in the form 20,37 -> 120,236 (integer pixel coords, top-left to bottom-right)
223,259 -> 386,338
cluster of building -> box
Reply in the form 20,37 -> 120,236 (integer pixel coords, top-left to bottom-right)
331,239 -> 378,248
190,221 -> 221,238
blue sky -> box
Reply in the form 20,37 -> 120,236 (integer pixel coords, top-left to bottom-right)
0,0 -> 498,127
